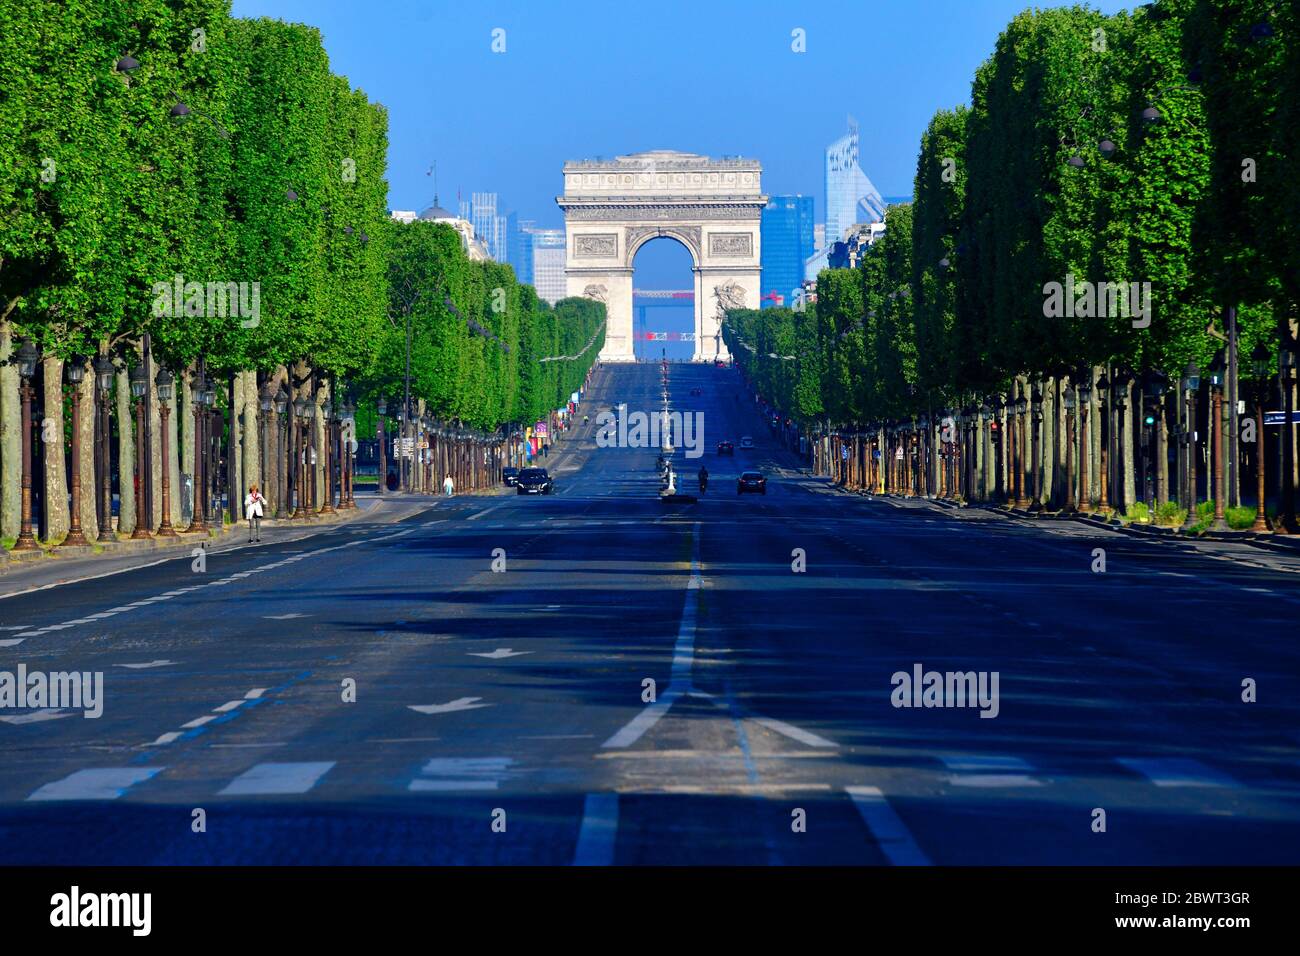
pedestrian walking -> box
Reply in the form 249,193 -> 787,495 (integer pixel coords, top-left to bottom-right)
543,442 -> 549,459
443,472 -> 455,497
244,484 -> 265,542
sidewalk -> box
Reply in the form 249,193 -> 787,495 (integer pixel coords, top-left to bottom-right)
0,491 -> 432,599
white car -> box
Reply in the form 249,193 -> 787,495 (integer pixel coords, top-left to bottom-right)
740,435 -> 754,449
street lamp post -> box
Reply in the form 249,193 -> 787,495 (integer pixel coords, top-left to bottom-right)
59,357 -> 91,548
130,362 -> 153,539
274,385 -> 290,519
1029,386 -> 1044,512
186,368 -> 208,534
1180,362 -> 1200,532
155,367 -> 177,536
1078,372 -> 1093,513
1278,345 -> 1300,534
319,397 -> 336,515
1096,373 -> 1110,513
258,381 -> 274,503
1250,343 -> 1270,533
1209,350 -> 1229,531
95,354 -> 115,541
376,398 -> 388,496
1062,384 -> 1077,514
292,396 -> 309,519
1012,396 -> 1026,507
11,339 -> 41,551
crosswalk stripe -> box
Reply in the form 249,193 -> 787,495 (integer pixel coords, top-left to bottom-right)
218,761 -> 335,795
941,754 -> 1042,788
407,756 -> 515,792
27,767 -> 163,802
846,785 -> 931,866
573,793 -> 619,866
1118,757 -> 1238,788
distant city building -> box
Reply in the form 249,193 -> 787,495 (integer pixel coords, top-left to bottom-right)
508,215 -> 536,286
531,229 -> 566,304
825,117 -> 886,245
761,195 -> 815,309
457,192 -> 509,262
804,245 -> 830,283
417,201 -> 490,261
827,221 -> 887,270
390,209 -> 418,224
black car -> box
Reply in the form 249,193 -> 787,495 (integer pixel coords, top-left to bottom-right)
516,467 -> 554,495
502,467 -> 520,487
737,471 -> 767,495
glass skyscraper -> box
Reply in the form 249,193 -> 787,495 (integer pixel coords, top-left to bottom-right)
508,215 -> 535,286
825,117 -> 886,245
531,229 -> 566,304
761,195 -> 815,308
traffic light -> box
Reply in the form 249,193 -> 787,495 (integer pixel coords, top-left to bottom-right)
1143,413 -> 1156,426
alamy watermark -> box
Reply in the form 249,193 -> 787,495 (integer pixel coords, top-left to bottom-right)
596,405 -> 705,458
890,663 -> 1000,718
0,664 -> 104,718
152,273 -> 260,328
1043,273 -> 1150,329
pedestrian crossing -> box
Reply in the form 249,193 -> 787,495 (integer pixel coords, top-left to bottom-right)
21,752 -> 1259,803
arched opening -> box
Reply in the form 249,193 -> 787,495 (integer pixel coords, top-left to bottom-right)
631,236 -> 695,362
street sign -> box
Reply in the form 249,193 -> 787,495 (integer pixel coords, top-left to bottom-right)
1264,411 -> 1300,426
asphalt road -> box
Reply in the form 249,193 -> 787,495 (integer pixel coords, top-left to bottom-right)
1,361 -> 1298,865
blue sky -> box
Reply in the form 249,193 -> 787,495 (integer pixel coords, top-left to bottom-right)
232,0 -> 1133,296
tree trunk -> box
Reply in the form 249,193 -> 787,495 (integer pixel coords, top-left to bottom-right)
76,369 -> 98,539
42,355 -> 69,542
181,368 -> 194,522
0,322 -> 20,540
167,380 -> 181,528
1122,381 -> 1136,509
116,365 -> 136,534
241,370 -> 259,502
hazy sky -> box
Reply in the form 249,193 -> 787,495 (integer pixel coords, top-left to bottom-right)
231,0 -> 1134,228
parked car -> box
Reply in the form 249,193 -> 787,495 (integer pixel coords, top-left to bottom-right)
739,435 -> 755,449
515,467 -> 554,495
716,441 -> 734,455
737,471 -> 767,495
502,467 -> 520,487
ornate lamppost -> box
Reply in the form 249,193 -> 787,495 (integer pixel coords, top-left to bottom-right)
95,354 -> 116,541
258,381 -> 274,502
1250,342 -> 1270,532
1096,373 -> 1111,513
155,367 -> 178,536
292,395 -> 309,518
376,397 -> 388,496
1012,394 -> 1027,508
1278,346 -> 1299,534
11,339 -> 41,551
1180,363 -> 1200,531
186,369 -> 211,534
1029,386 -> 1043,512
1077,371 -> 1092,513
1209,350 -> 1229,531
274,384 -> 290,519
58,357 -> 92,548
1061,383 -> 1077,514
129,362 -> 153,540
319,397 -> 336,515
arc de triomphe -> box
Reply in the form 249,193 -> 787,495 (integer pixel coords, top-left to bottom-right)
557,150 -> 765,362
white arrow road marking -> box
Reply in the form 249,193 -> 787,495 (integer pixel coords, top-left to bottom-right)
468,648 -> 533,659
115,660 -> 179,669
573,793 -> 619,866
408,697 -> 492,715
846,786 -> 931,866
28,767 -> 163,802
408,757 -> 514,792
1,709 -> 75,725
263,612 -> 308,620
218,761 -> 335,796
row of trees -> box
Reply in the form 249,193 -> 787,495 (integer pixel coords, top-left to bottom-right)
0,2 -> 602,548
725,0 -> 1298,531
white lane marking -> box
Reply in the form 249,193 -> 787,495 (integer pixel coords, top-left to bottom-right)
408,697 -> 492,715
942,753 -> 1042,787
0,626 -> 30,631
180,715 -> 218,729
467,503 -> 506,522
150,732 -> 184,745
28,767 -> 163,802
218,761 -> 335,796
115,660 -> 179,669
846,786 -> 931,866
750,717 -> 837,748
1,708 -> 74,725
213,700 -> 246,713
263,613 -> 308,620
407,757 -> 514,792
603,520 -> 704,748
573,793 -> 619,866
0,639 -> 25,648
1118,757 -> 1238,788
468,648 -> 532,659
0,558 -> 171,603
244,688 -> 267,699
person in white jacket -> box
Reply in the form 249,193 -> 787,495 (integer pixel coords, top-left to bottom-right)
244,484 -> 265,542
442,473 -> 455,497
